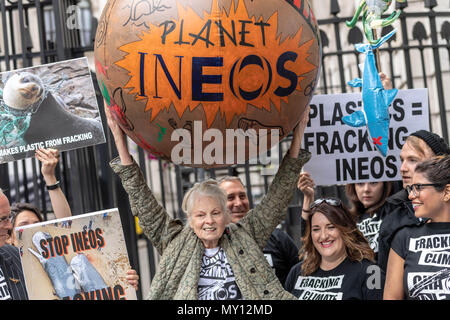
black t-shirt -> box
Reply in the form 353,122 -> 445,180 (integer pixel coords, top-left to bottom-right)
284,257 -> 384,300
378,190 -> 423,272
357,202 -> 396,264
391,222 -> 450,300
263,228 -> 299,285
301,207 -> 387,264
0,245 -> 28,300
357,211 -> 383,255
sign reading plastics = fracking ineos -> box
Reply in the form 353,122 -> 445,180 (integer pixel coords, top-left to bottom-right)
302,89 -> 429,186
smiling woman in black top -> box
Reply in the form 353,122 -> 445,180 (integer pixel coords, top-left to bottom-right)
384,155 -> 450,300
285,198 -> 384,300
297,173 -> 394,265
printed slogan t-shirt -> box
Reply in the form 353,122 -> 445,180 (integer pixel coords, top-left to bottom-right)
391,222 -> 450,300
198,247 -> 243,300
284,258 -> 384,300
357,202 -> 394,264
0,265 -> 12,300
358,212 -> 383,253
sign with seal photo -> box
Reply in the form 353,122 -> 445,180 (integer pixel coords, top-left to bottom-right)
16,208 -> 137,300
0,57 -> 106,164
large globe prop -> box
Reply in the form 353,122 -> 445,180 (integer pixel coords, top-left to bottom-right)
95,0 -> 321,167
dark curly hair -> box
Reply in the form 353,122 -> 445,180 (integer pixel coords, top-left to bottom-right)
414,155 -> 450,192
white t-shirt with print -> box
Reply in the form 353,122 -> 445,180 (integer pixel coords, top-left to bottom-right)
198,247 -> 242,300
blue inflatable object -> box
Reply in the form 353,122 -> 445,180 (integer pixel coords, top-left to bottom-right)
343,29 -> 398,157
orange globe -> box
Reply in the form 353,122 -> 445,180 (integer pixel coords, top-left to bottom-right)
95,0 -> 321,167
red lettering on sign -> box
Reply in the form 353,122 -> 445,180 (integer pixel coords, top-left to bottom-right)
373,136 -> 383,146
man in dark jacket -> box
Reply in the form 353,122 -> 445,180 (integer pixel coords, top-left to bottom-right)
378,130 -> 450,272
0,189 -> 28,300
218,176 -> 299,284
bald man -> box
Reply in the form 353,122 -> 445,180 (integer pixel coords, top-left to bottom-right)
0,190 -> 28,300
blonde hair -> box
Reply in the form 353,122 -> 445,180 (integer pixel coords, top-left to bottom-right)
405,135 -> 434,158
181,179 -> 230,221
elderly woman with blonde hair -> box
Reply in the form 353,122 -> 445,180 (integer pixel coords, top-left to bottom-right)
105,103 -> 311,300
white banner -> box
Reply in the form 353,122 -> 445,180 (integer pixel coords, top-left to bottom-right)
302,89 -> 429,186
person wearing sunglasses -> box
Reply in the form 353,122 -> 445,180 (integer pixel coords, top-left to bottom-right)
378,130 -> 450,272
384,155 -> 450,300
285,198 -> 384,300
298,172 -> 395,265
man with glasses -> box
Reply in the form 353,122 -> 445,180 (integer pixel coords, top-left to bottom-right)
0,189 -> 28,300
378,130 -> 450,272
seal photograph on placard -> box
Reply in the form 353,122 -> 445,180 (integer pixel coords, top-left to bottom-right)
0,57 -> 106,164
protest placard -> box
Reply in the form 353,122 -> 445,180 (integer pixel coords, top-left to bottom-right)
0,57 -> 105,164
16,208 -> 137,300
302,89 -> 429,186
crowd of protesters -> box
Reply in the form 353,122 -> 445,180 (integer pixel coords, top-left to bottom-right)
1,91 -> 449,300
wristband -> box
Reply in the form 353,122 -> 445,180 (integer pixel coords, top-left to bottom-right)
302,208 -> 312,213
46,181 -> 60,190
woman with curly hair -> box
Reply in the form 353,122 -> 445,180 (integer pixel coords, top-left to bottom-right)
285,198 -> 384,300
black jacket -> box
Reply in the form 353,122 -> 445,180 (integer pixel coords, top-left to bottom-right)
356,200 -> 397,263
263,228 -> 299,285
0,245 -> 28,300
377,189 -> 424,272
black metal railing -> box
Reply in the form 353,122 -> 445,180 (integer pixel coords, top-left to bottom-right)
0,0 -> 449,298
